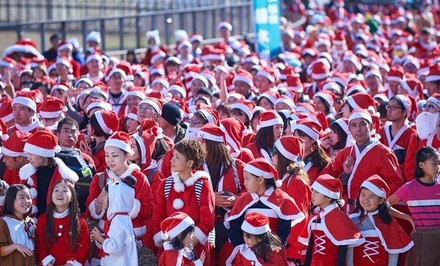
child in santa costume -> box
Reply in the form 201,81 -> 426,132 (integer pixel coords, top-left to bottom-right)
152,138 -> 215,266
86,131 -> 153,265
299,174 -> 364,266
158,212 -> 206,265
272,136 -> 312,263
19,131 -> 79,218
35,179 -> 90,265
225,158 -> 305,252
90,176 -> 138,266
348,175 -> 413,266
226,212 -> 288,266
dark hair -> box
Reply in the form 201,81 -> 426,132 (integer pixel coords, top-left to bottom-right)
216,103 -> 231,118
329,122 -> 348,150
193,111 -> 209,125
174,139 -> 206,169
352,187 -> 392,224
50,33 -> 62,41
2,185 -> 32,218
244,231 -> 283,262
389,96 -> 407,117
231,108 -> 251,127
171,224 -> 195,250
295,129 -> 331,171
415,146 -> 439,178
57,117 -> 79,134
255,126 -> 276,153
377,100 -> 389,119
315,96 -> 330,114
274,146 -> 310,185
45,180 -> 80,250
196,88 -> 212,98
89,114 -> 111,138
152,138 -> 170,162
30,82 -> 50,95
205,139 -> 232,190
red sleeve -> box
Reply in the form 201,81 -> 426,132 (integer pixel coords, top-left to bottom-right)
331,147 -> 348,179
133,171 -> 153,221
71,60 -> 81,78
150,170 -> 164,197
403,133 -> 421,182
81,152 -> 96,168
91,148 -> 106,173
35,214 -> 49,263
235,159 -> 247,195
85,173 -> 102,219
152,179 -> 167,241
379,149 -> 404,195
193,178 -> 215,244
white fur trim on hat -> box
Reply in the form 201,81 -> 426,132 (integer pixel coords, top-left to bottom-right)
259,117 -> 283,128
132,133 -> 146,164
426,75 -> 440,83
108,68 -> 127,80
257,70 -> 275,83
1,146 -> 27,157
274,140 -> 298,162
24,142 -> 61,157
362,180 -> 386,198
13,97 -> 37,112
386,76 -> 402,83
230,103 -> 252,121
349,112 -> 372,124
58,42 -> 73,51
94,111 -> 114,134
293,124 -> 319,141
427,96 -> 440,107
233,76 -> 253,88
1,112 -> 13,123
105,139 -> 134,155
86,54 -> 102,63
197,130 -> 224,143
126,90 -> 146,100
139,98 -> 161,114
39,110 -> 62,119
311,181 -> 340,199
241,220 -> 270,235
243,164 -> 274,179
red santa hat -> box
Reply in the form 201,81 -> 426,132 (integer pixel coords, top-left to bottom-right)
75,77 -> 94,88
92,110 -> 119,135
400,78 -> 423,100
150,50 -> 166,65
23,131 -> 61,157
346,94 -> 376,112
233,69 -> 254,88
242,53 -> 259,66
241,212 -> 270,235
361,174 -> 390,199
198,123 -> 225,143
0,119 -> 7,140
2,131 -> 30,157
86,51 -> 103,64
160,211 -> 195,241
387,66 -> 405,83
346,84 -> 367,96
259,91 -> 280,106
403,56 -> 420,70
126,86 -> 147,100
219,117 -> 247,154
393,94 -> 418,122
57,40 -> 73,52
323,81 -> 342,94
257,66 -> 276,83
311,61 -> 330,80
244,158 -> 281,186
292,119 -> 322,141
132,129 -> 157,166
365,69 -> 382,82
127,107 -> 138,121
333,31 -> 346,45
39,96 -> 67,119
349,109 -> 372,124
138,97 -> 163,115
0,56 -> 17,68
150,67 -> 166,77
285,74 -> 303,93
311,174 -> 343,200
274,97 -> 296,111
258,110 -> 283,128
56,56 -> 72,69
343,52 -> 361,71
425,64 -> 440,83
201,47 -> 225,62
51,83 -> 69,94
168,84 -> 187,98
105,131 -> 134,155
217,21 -> 233,31
427,93 -> 440,106
86,31 -> 101,43
151,78 -> 170,89
197,108 -> 219,126
0,99 -> 13,124
85,100 -> 112,115
313,91 -> 335,110
334,118 -> 349,135
166,56 -> 183,65
13,91 -> 37,112
274,136 -> 305,162
230,99 -> 255,122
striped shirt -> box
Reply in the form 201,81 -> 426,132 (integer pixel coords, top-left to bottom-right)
394,179 -> 440,228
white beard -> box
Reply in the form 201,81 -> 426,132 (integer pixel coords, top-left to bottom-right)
184,127 -> 200,139
416,112 -> 439,139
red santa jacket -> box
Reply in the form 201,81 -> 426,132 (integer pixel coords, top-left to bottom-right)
404,133 -> 440,181
19,158 -> 79,216
90,141 -> 106,173
158,243 -> 204,266
86,164 -> 153,238
348,211 -> 413,266
226,244 -> 288,266
245,143 -> 272,162
152,171 -> 215,247
331,140 -> 403,212
3,168 -> 20,186
35,211 -> 90,265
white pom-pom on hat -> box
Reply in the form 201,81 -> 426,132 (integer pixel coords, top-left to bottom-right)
161,232 -> 169,240
275,180 -> 283,188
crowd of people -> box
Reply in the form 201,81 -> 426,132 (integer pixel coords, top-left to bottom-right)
0,0 -> 440,265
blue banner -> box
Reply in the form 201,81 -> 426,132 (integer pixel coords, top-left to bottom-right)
253,0 -> 281,60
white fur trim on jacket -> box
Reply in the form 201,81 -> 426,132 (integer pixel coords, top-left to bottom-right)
107,163 -> 140,180
171,171 -> 210,192
129,198 -> 141,219
42,254 -> 55,266
154,231 -> 164,247
193,226 -> 208,245
173,198 -> 184,210
88,199 -> 106,219
66,260 -> 82,266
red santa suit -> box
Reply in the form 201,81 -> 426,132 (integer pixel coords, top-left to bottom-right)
19,158 -> 79,216
348,211 -> 414,266
378,121 -> 416,181
280,173 -> 312,260
152,171 -> 215,266
299,203 -> 365,266
35,209 -> 90,266
3,168 -> 21,186
90,141 -> 106,173
331,140 -> 403,212
158,243 -> 204,266
245,143 -> 272,162
226,244 -> 288,266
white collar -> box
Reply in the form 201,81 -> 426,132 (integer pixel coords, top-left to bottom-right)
53,208 -> 69,218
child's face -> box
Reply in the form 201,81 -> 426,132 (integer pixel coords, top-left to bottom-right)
311,189 -> 331,208
244,171 -> 263,194
52,183 -> 72,211
359,188 -> 384,213
419,156 -> 440,179
14,189 -> 32,218
171,150 -> 192,173
243,232 -> 261,248
105,146 -> 129,175
182,231 -> 194,248
27,153 -> 48,168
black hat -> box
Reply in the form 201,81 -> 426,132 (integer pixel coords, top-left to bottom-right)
161,102 -> 181,126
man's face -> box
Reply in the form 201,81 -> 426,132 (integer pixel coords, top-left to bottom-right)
57,123 -> 79,148
3,155 -> 27,170
349,118 -> 371,144
12,104 -> 34,126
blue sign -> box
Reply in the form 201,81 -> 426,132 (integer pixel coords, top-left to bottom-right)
253,0 -> 281,60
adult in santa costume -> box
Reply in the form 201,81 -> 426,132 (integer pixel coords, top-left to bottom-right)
331,110 -> 403,212
152,138 -> 215,266
106,62 -> 130,117
299,174 -> 364,266
220,117 -> 254,163
348,175 -> 413,266
8,91 -> 45,135
19,131 -> 79,217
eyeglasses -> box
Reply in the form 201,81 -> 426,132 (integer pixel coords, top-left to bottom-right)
423,104 -> 438,110
385,105 -> 404,111
189,119 -> 204,126
138,105 -> 156,113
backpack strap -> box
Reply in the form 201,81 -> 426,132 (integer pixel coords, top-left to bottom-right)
98,172 -> 106,190
146,167 -> 158,185
163,176 -> 174,202
231,158 -> 241,193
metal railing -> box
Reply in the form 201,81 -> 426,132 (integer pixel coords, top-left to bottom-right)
0,2 -> 253,53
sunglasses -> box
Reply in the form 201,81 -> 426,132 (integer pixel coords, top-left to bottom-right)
423,104 -> 438,110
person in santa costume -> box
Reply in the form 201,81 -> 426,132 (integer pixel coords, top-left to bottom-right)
0,131 -> 30,189
299,174 -> 364,266
9,91 -> 46,135
152,138 -> 215,266
347,175 -> 413,266
19,131 -> 79,217
225,158 -> 305,253
330,110 -> 403,212
196,123 -> 246,262
86,131 -> 153,265
220,117 -> 254,163
90,176 -> 138,266
106,62 -> 130,117
158,212 -> 206,265
272,135 -> 312,263
388,146 -> 440,266
35,179 -> 89,265
226,212 -> 288,266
